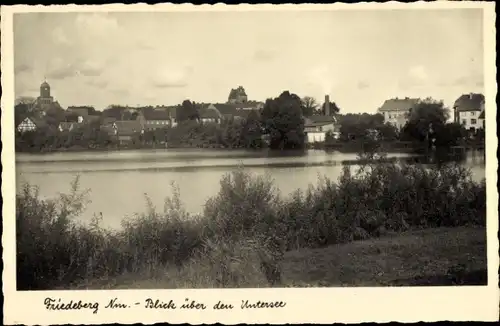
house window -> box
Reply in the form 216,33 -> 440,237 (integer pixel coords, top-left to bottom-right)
462,119 -> 466,125
471,112 -> 475,116
471,119 -> 477,125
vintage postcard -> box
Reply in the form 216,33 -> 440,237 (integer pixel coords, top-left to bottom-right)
2,2 -> 499,324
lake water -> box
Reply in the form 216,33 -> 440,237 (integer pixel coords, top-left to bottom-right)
15,148 -> 486,230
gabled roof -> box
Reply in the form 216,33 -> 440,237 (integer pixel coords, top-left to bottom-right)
17,116 -> 47,128
453,93 -> 485,112
67,106 -> 90,116
59,122 -> 76,131
141,108 -> 172,120
154,105 -> 179,118
378,98 -> 419,112
306,115 -> 337,124
478,111 -> 485,119
102,117 -> 117,125
113,120 -> 143,136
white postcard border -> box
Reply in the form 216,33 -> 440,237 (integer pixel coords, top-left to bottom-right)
2,2 -> 498,324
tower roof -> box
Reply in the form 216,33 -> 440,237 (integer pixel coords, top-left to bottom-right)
41,81 -> 50,88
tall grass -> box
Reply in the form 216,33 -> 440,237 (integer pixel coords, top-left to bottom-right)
16,159 -> 486,290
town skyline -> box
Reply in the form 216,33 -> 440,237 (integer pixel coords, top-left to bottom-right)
14,9 -> 484,112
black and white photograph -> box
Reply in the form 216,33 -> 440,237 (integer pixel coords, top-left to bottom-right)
2,2 -> 498,324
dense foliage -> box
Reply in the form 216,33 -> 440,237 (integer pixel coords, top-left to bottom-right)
261,91 -> 306,149
17,157 -> 485,290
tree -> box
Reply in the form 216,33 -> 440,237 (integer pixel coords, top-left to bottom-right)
320,101 -> 341,115
176,100 -> 199,122
261,91 -> 305,150
401,98 -> 450,143
241,110 -> 263,148
337,113 -> 385,141
301,96 -> 318,117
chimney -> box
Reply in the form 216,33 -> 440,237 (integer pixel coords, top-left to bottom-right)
325,95 -> 330,116
469,93 -> 473,99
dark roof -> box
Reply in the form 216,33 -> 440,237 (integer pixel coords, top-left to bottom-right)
306,115 -> 337,124
141,109 -> 171,120
154,105 -> 178,118
67,107 -> 90,116
102,117 -> 117,125
478,111 -> 485,119
453,93 -> 485,112
113,120 -> 143,136
378,98 -> 419,112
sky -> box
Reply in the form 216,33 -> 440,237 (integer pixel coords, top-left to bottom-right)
13,9 -> 484,113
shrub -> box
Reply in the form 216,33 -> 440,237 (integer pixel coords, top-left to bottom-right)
16,159 -> 486,290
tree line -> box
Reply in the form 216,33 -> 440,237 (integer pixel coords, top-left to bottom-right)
14,92 -> 477,153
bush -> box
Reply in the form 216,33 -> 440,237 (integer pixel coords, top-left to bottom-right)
16,160 -> 486,290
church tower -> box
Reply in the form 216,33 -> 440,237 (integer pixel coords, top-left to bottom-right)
37,79 -> 54,106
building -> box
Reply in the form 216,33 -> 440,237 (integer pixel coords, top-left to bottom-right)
199,105 -> 222,124
58,122 -> 76,132
304,95 -> 339,143
227,86 -> 248,104
453,93 -> 485,132
204,101 -> 262,123
377,97 -> 419,130
32,80 -> 63,115
36,80 -> 54,108
16,116 -> 46,133
478,110 -> 485,130
136,108 -> 175,130
108,120 -> 144,145
66,106 -> 100,124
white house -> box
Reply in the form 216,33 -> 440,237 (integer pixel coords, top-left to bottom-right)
16,117 -> 45,133
453,93 -> 485,132
304,115 -> 339,143
377,97 -> 419,130
58,122 -> 76,132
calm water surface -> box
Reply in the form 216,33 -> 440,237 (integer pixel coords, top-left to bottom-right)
16,149 -> 486,230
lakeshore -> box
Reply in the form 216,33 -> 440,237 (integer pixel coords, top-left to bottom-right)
16,148 -> 486,230
16,151 -> 486,290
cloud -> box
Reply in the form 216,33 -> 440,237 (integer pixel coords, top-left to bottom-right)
86,79 -> 109,88
357,81 -> 370,90
408,65 -> 429,81
253,49 -> 275,62
76,59 -> 106,77
52,27 -> 71,45
151,66 -> 193,88
399,64 -> 431,89
307,64 -> 337,94
75,13 -> 119,36
15,63 -> 31,74
46,58 -> 77,80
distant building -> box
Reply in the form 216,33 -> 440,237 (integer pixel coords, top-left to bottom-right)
453,93 -> 485,132
32,80 -> 63,116
37,80 -> 54,108
304,95 -> 339,143
107,120 -> 144,145
377,97 -> 419,130
136,109 -> 176,130
58,122 -> 76,132
16,116 -> 46,133
228,86 -> 248,104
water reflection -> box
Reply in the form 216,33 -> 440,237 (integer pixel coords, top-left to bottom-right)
15,149 -> 486,230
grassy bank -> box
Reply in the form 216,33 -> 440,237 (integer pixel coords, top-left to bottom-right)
73,226 -> 487,289
16,158 -> 486,290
